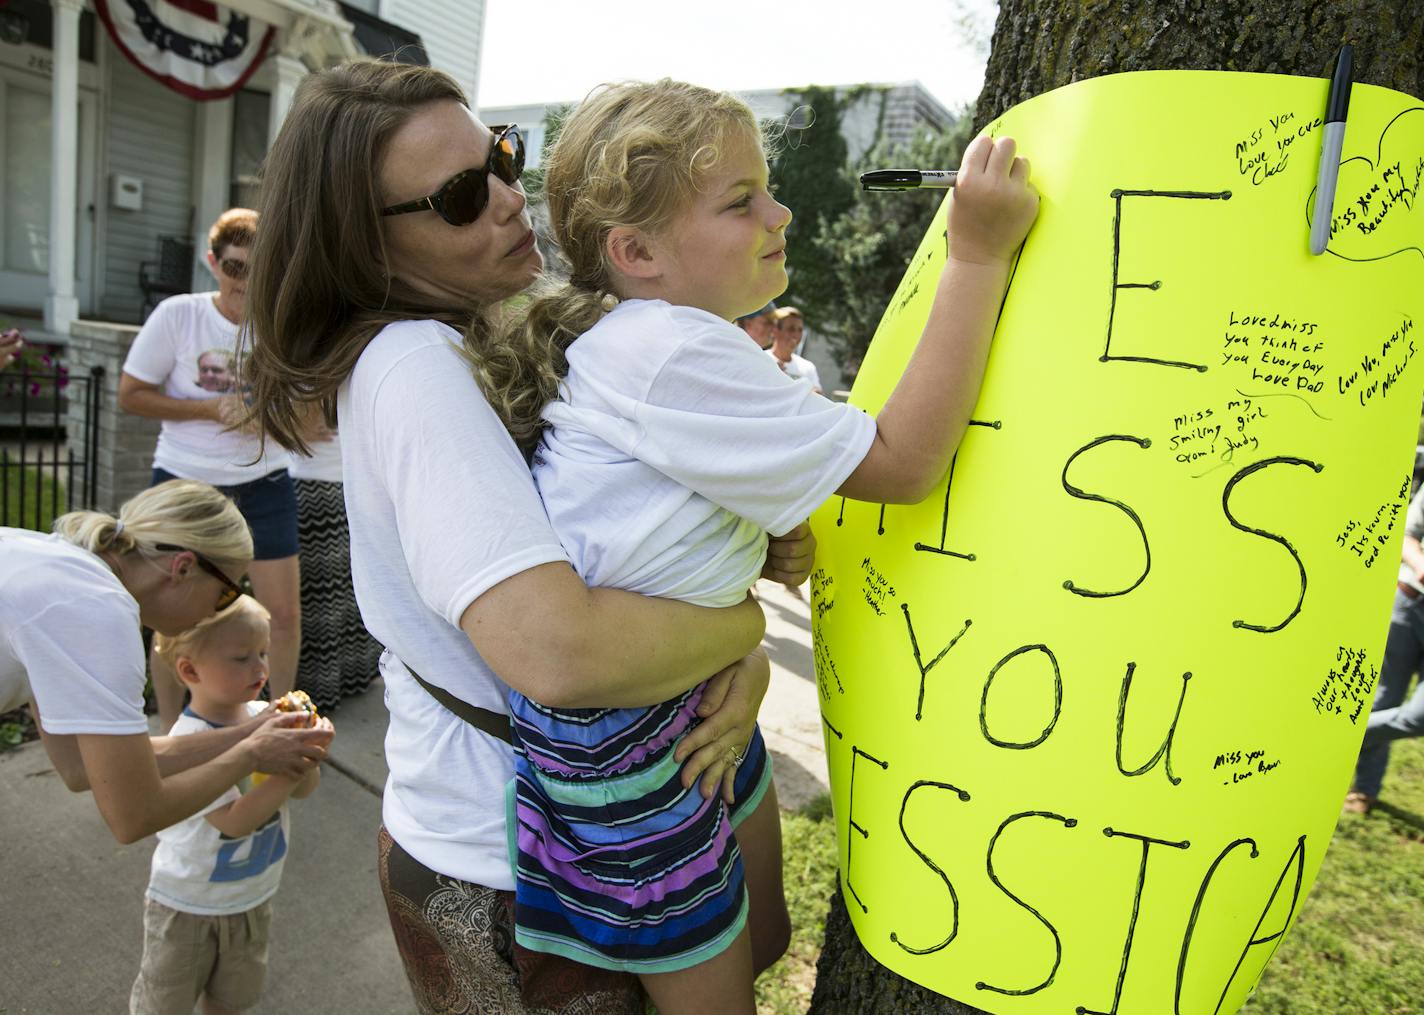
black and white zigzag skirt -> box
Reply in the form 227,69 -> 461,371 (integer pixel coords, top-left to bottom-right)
294,478 -> 381,711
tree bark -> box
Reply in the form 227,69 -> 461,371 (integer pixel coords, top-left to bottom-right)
807,2 -> 1422,1012
809,878 -> 992,1014
973,0 -> 1423,134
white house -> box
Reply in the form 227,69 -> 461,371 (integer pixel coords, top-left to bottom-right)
1,0 -> 487,334
0,0 -> 486,512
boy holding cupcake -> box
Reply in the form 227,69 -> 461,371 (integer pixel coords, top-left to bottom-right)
130,595 -> 321,1015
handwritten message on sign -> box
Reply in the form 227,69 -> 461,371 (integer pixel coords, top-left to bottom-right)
810,72 -> 1424,1014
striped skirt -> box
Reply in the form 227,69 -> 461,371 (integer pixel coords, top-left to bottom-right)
293,479 -> 382,712
509,682 -> 770,974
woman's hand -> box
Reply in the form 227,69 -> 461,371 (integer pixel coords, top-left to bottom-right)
246,711 -> 333,778
213,393 -> 260,433
763,521 -> 816,587
674,647 -> 770,803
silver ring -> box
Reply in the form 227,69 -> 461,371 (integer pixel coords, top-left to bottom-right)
727,744 -> 746,767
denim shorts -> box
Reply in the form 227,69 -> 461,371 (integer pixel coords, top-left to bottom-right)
151,467 -> 299,561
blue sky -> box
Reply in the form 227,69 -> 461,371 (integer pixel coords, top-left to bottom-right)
477,0 -> 998,112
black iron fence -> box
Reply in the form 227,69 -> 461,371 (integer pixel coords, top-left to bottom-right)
0,364 -> 103,530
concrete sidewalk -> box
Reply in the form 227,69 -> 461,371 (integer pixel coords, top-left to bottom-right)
0,579 -> 827,1013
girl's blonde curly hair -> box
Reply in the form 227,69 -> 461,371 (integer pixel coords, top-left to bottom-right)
467,79 -> 772,455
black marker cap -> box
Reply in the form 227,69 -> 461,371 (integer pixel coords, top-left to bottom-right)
859,169 -> 921,190
1326,44 -> 1353,123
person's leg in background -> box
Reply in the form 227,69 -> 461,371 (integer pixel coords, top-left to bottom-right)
1347,588 -> 1424,811
248,556 -> 301,699
235,471 -> 302,700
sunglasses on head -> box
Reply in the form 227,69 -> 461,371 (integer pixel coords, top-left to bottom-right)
217,256 -> 249,280
381,124 -> 526,227
156,543 -> 245,611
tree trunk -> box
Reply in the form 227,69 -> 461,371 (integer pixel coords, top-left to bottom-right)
808,2 -> 1422,1012
809,878 -> 992,1014
973,0 -> 1422,134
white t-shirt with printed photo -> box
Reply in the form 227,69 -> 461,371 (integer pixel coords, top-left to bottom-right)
122,292 -> 290,486
535,299 -> 876,608
147,701 -> 291,916
0,529 -> 149,731
338,319 -> 571,889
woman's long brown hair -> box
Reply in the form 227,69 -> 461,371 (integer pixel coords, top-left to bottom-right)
242,59 -> 476,455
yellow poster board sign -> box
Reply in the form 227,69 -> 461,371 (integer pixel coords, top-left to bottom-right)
811,71 -> 1424,1013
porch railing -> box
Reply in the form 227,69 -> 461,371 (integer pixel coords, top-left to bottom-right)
1,365 -> 103,530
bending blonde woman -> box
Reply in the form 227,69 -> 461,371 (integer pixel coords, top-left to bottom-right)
0,479 -> 332,844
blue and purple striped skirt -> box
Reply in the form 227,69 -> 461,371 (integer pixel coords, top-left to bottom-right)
508,681 -> 770,974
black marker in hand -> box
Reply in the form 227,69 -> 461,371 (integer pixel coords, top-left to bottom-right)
860,169 -> 958,192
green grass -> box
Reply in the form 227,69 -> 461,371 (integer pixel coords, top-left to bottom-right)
2,465 -> 65,531
1242,737 -> 1424,1014
758,741 -> 1424,1014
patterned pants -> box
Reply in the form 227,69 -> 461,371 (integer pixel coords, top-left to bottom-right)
293,479 -> 381,711
377,827 -> 645,1015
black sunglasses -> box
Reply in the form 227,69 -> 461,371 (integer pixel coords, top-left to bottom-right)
156,543 -> 245,611
380,124 -> 526,227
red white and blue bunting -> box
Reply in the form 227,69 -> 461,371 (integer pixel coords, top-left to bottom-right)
95,0 -> 275,101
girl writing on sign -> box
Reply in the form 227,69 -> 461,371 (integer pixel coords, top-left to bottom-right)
476,80 -> 1037,1013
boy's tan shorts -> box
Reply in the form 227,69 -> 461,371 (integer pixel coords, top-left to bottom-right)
129,897 -> 272,1015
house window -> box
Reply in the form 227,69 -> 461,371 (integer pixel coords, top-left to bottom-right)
229,88 -> 269,209
0,0 -> 97,62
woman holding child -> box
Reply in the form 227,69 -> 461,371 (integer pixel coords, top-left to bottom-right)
244,58 -> 1032,1014
245,61 -> 798,1014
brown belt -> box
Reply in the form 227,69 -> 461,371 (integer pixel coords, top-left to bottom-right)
1399,581 -> 1421,600
397,660 -> 513,745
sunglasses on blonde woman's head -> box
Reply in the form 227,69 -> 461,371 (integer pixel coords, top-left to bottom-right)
380,124 -> 526,227
156,543 -> 245,611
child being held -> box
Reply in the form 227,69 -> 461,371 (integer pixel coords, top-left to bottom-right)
472,80 -> 1036,1013
130,595 -> 319,1015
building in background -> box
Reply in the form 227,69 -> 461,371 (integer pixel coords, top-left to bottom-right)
0,0 -> 486,333
483,81 -> 956,394
484,80 -> 953,172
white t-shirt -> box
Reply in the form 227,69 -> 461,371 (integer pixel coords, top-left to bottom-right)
287,432 -> 343,484
0,529 -> 148,731
122,292 -> 290,486
535,299 -> 875,608
147,701 -> 291,916
768,349 -> 823,391
338,319 -> 569,889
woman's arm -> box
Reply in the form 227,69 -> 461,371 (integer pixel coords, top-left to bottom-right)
33,701 -> 331,790
153,712 -> 333,778
117,372 -> 239,425
74,733 -> 269,844
32,720 -> 88,791
462,563 -> 764,709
